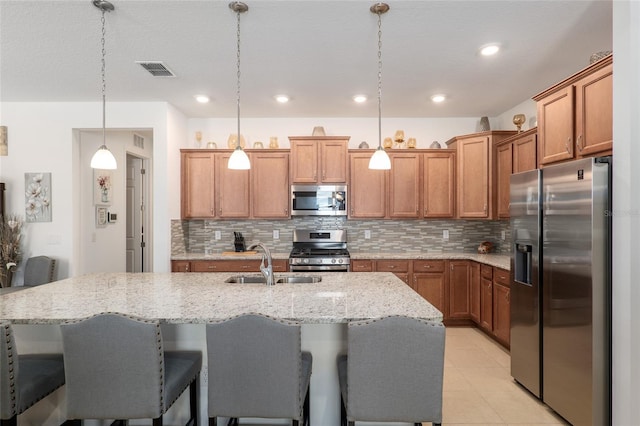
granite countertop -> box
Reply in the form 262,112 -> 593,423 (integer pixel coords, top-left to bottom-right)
0,272 -> 442,325
172,252 -> 511,270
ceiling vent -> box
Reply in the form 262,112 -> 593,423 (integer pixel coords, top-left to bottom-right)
136,61 -> 175,77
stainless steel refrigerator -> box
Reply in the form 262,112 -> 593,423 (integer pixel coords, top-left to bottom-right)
510,157 -> 611,426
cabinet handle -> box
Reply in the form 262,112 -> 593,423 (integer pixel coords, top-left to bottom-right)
241,265 -> 249,269
323,171 -> 326,180
450,264 -> 453,271
389,265 -> 396,269
351,208 -> 354,215
185,265 -> 190,272
484,204 -> 487,214
207,265 -> 216,269
577,135 -> 583,152
424,265 -> 432,269
425,208 -> 428,215
565,137 -> 571,153
285,208 -> 288,214
506,292 -> 510,302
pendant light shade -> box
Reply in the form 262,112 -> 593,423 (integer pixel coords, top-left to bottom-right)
228,145 -> 251,170
90,145 -> 117,169
369,2 -> 391,170
369,146 -> 391,169
228,1 -> 250,170
91,0 -> 117,170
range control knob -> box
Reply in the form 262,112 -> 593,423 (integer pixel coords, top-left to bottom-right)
338,259 -> 344,264
331,259 -> 336,264
303,258 -> 310,264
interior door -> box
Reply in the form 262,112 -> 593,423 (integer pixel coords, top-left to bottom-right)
126,155 -> 144,272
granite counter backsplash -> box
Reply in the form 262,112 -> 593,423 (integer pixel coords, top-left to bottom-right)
172,217 -> 511,256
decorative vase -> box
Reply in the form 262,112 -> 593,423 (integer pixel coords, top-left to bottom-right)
269,137 -> 279,149
101,188 -> 109,203
479,116 -> 490,132
0,268 -> 13,288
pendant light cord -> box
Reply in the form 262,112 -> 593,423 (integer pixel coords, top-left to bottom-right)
236,7 -> 241,146
101,9 -> 107,147
377,10 -> 383,150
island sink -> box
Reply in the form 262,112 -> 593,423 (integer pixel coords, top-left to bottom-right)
224,275 -> 322,284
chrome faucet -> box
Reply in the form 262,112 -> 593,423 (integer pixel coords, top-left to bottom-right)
248,243 -> 274,286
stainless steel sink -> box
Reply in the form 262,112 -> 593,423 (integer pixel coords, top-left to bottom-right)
224,275 -> 322,284
276,276 -> 322,284
224,275 -> 267,284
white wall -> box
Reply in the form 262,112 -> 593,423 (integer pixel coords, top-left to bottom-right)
612,1 -> 639,424
0,101 -> 176,282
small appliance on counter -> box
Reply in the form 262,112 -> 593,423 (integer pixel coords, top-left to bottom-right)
233,232 -> 246,252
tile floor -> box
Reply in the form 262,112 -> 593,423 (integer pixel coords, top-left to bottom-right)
431,327 -> 569,426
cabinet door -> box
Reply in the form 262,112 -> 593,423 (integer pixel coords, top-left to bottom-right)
423,152 -> 455,218
493,283 -> 511,347
349,153 -> 386,218
251,152 -> 290,218
216,153 -> 251,218
413,272 -> 445,315
458,136 -> 490,218
449,260 -> 470,319
290,140 -> 318,183
537,86 -> 575,166
513,132 -> 537,173
575,64 -> 612,157
181,151 -> 215,218
320,140 -> 348,183
469,261 -> 480,324
496,143 -> 513,219
480,276 -> 493,332
389,153 -> 420,218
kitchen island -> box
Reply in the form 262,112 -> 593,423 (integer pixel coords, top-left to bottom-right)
0,272 -> 441,425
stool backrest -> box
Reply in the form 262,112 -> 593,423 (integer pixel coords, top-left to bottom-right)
0,321 -> 18,418
24,256 -> 56,286
61,313 -> 164,419
347,316 -> 445,422
206,313 -> 303,419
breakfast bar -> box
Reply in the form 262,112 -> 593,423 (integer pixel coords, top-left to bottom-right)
0,271 -> 441,425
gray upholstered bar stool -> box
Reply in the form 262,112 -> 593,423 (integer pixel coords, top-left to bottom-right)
0,321 -> 66,426
60,313 -> 202,426
206,313 -> 312,426
337,316 -> 445,426
23,256 -> 56,287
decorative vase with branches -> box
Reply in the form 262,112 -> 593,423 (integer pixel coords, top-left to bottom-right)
0,214 -> 23,288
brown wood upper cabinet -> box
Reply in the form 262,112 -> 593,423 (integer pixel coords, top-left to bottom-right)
534,55 -> 612,167
496,128 -> 538,218
289,136 -> 349,183
447,131 -> 516,219
348,150 -> 455,219
180,149 -> 289,220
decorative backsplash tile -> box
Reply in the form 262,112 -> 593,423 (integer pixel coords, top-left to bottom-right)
172,218 -> 511,255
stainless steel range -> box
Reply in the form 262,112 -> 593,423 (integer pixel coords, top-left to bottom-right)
289,229 -> 350,272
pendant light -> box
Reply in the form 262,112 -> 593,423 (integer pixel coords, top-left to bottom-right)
90,0 -> 117,170
368,2 -> 391,170
228,1 -> 251,170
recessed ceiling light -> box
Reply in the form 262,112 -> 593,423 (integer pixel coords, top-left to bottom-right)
194,95 -> 210,103
431,94 -> 446,103
275,95 -> 290,103
480,44 -> 500,56
353,95 -> 367,103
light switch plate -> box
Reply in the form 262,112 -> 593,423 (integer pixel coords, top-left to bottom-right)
364,230 -> 371,239
273,230 -> 280,240
214,230 -> 221,240
443,230 -> 449,240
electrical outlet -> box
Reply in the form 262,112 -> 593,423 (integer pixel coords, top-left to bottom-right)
273,230 -> 280,240
501,230 -> 506,240
364,230 -> 371,239
214,230 -> 221,240
443,230 -> 449,240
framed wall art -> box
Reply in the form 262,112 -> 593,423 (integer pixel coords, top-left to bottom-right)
94,169 -> 113,205
24,172 -> 52,222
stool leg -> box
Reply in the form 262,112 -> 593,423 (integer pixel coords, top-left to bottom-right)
1,415 -> 17,426
189,377 -> 198,426
303,387 -> 310,426
209,418 -> 217,426
340,394 -> 347,426
152,416 -> 163,426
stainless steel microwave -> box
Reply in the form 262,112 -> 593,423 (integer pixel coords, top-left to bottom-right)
290,185 -> 347,216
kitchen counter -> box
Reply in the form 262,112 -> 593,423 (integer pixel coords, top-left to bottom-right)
0,271 -> 441,325
171,251 -> 511,270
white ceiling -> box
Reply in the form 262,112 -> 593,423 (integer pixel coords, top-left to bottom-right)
0,0 -> 612,119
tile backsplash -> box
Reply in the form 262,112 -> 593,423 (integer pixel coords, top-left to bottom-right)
172,217 -> 511,255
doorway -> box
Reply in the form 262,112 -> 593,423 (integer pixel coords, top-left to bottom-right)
126,153 -> 150,272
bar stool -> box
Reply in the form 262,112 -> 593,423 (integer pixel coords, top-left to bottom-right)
60,312 -> 201,426
206,313 -> 312,426
337,315 -> 445,426
0,321 -> 65,426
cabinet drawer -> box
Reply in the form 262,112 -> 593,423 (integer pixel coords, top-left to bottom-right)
493,267 -> 510,287
481,264 -> 493,279
171,261 -> 191,272
351,260 -> 374,272
413,260 -> 445,273
191,260 -> 259,272
376,260 -> 410,273
272,259 -> 289,272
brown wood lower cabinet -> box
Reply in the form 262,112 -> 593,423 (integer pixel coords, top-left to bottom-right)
375,259 -> 411,286
170,259 -> 288,273
480,264 -> 493,332
469,262 -> 481,323
413,260 -> 447,316
492,267 -> 511,348
448,260 -> 470,320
